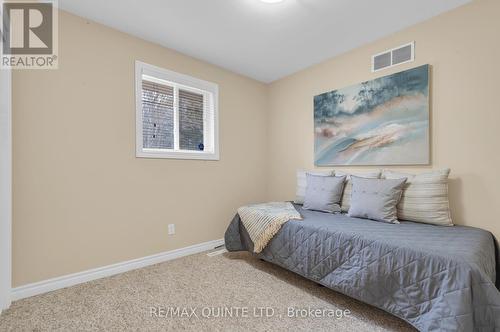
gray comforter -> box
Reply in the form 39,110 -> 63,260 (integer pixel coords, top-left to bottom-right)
224,204 -> 500,331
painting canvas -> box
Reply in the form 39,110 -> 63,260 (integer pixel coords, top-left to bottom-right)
314,65 -> 429,166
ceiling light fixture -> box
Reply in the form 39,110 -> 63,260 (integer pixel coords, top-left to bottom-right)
260,0 -> 284,3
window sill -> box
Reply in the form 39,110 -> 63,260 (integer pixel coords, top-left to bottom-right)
136,149 -> 219,161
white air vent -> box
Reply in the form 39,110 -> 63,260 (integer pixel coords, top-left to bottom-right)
372,42 -> 414,72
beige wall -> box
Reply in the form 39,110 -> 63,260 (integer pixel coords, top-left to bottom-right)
12,11 -> 268,286
267,0 -> 500,239
12,0 -> 500,287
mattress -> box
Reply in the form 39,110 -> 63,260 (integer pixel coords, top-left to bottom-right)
224,204 -> 500,331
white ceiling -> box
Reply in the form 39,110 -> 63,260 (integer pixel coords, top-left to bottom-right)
59,0 -> 471,83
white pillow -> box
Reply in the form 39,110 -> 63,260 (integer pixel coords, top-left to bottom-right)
294,169 -> 334,204
382,169 -> 453,226
335,170 -> 381,212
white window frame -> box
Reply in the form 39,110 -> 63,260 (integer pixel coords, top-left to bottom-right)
135,61 -> 219,160
0,67 -> 12,312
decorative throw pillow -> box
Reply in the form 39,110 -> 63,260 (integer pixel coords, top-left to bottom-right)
382,169 -> 453,226
303,174 -> 346,213
335,170 -> 381,212
348,176 -> 407,224
294,170 -> 334,204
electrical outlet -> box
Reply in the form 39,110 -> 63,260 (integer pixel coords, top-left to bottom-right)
168,224 -> 175,235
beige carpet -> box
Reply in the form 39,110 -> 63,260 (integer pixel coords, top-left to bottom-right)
0,251 -> 415,331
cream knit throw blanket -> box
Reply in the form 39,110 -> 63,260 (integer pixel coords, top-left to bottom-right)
238,202 -> 302,253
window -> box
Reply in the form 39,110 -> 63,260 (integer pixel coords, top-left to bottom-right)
135,61 -> 219,160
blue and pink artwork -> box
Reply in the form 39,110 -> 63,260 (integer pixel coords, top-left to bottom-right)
314,65 -> 430,166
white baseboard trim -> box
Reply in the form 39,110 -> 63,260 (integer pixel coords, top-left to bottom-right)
12,238 -> 225,301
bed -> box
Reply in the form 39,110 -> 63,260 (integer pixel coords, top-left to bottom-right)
224,204 -> 500,331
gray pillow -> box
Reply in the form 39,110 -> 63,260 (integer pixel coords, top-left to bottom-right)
303,174 -> 346,213
348,176 -> 407,224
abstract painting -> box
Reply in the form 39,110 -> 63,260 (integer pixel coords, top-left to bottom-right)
314,65 -> 429,166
